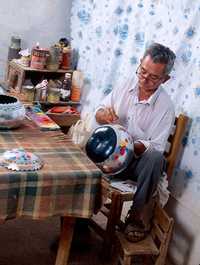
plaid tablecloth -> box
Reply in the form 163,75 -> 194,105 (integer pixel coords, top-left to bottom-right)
0,120 -> 102,220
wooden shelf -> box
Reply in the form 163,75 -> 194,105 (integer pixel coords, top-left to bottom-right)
6,60 -> 73,92
9,60 -> 73,73
8,89 -> 80,109
36,101 -> 81,107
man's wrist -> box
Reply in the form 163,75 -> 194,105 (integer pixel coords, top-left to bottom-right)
133,141 -> 147,157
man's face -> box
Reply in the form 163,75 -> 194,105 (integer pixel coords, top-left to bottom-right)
137,55 -> 169,94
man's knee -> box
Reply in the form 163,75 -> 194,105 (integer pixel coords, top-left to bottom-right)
142,148 -> 164,165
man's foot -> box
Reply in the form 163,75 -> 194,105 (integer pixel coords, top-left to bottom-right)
124,219 -> 148,242
124,209 -> 148,242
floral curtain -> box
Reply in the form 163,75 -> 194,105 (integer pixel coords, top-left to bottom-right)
71,0 -> 200,215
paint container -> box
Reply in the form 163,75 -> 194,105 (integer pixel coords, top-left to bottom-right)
30,48 -> 49,70
46,46 -> 61,71
23,85 -> 35,102
70,70 -> 83,102
60,47 -> 71,69
47,88 -> 61,103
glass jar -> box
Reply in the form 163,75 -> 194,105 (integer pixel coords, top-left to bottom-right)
47,88 -> 61,103
23,85 -> 35,102
10,36 -> 21,49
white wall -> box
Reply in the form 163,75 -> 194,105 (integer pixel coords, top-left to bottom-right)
0,0 -> 72,79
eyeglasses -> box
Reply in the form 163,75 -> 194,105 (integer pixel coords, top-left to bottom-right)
136,64 -> 164,83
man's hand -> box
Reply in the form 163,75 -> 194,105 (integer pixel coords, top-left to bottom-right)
134,141 -> 147,156
95,107 -> 119,124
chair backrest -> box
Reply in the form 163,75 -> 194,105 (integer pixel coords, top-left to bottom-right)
151,203 -> 174,265
164,114 -> 188,178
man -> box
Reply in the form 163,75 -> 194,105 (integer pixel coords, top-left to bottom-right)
94,43 -> 176,242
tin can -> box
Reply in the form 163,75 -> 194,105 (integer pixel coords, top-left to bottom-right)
61,47 -> 71,69
23,85 -> 35,102
46,46 -> 61,71
47,88 -> 60,103
30,48 -> 49,70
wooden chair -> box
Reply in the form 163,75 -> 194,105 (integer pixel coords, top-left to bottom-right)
114,202 -> 174,265
89,114 -> 188,256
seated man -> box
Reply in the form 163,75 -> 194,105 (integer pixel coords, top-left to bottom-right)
94,43 -> 176,242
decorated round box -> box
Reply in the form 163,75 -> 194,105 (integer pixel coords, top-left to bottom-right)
86,124 -> 134,175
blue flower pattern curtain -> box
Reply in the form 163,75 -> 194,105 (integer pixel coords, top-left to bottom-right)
71,0 -> 200,215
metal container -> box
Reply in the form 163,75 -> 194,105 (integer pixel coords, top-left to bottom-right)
61,47 -> 71,69
30,48 -> 49,70
46,46 -> 61,71
47,88 -> 60,103
23,85 -> 35,102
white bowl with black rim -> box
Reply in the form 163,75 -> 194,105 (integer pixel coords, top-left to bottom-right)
0,94 -> 25,129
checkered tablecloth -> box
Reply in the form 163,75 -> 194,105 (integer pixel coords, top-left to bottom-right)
0,120 -> 102,220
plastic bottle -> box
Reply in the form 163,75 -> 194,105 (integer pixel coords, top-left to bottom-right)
60,73 -> 72,101
71,70 -> 83,102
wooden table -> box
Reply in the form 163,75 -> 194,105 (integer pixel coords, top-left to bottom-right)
0,119 -> 102,264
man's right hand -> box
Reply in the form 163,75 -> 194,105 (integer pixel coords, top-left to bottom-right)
95,107 -> 119,124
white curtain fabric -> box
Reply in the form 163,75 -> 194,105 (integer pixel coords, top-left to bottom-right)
71,0 -> 200,215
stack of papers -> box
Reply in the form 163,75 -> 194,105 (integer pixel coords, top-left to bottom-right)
110,179 -> 137,193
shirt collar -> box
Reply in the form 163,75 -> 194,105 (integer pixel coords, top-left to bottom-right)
145,86 -> 163,105
128,78 -> 163,106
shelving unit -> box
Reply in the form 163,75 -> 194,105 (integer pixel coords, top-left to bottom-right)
5,61 -> 81,130
6,60 -> 73,91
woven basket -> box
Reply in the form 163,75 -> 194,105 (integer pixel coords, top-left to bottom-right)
46,112 -> 80,127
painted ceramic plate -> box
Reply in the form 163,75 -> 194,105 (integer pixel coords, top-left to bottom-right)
0,148 -> 43,171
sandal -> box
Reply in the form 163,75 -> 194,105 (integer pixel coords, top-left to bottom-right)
124,219 -> 148,242
123,209 -> 148,242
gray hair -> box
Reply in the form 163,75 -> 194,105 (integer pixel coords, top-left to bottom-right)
143,43 -> 176,74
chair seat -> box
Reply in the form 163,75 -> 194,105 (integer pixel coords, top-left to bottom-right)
116,231 -> 159,256
101,176 -> 136,201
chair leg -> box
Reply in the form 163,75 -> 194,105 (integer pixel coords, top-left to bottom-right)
111,254 -> 121,265
123,255 -> 132,265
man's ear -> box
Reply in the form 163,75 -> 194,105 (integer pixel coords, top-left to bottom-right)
162,75 -> 170,83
